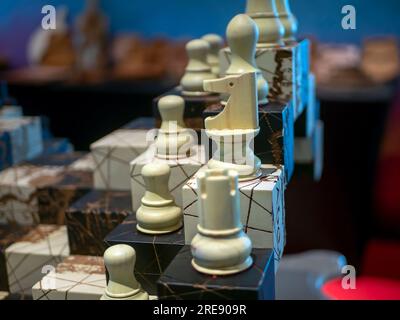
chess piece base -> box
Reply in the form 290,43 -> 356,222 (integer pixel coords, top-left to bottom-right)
181,90 -> 213,97
207,159 -> 262,182
136,220 -> 183,235
101,288 -> 149,300
136,199 -> 183,235
191,256 -> 253,276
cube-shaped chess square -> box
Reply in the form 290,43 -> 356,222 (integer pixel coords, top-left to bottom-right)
157,246 -> 275,300
66,190 -> 132,256
182,165 -> 285,271
32,255 -> 106,300
295,120 -> 324,181
0,224 -> 32,291
0,117 -> 43,170
0,153 -> 93,226
130,144 -> 206,211
0,105 -> 23,119
91,129 -> 155,191
295,73 -> 319,138
5,225 -> 69,296
105,214 -> 184,296
0,165 -> 63,226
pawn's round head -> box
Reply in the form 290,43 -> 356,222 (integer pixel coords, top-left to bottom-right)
158,95 -> 185,112
186,39 -> 210,60
141,162 -> 170,179
104,244 -> 136,278
158,95 -> 185,126
227,14 -> 258,54
202,34 -> 224,53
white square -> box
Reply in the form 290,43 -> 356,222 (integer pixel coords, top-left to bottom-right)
6,225 -> 70,296
91,129 -> 154,191
182,164 -> 285,271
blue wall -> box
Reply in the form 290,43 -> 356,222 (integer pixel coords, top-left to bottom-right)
0,0 -> 399,67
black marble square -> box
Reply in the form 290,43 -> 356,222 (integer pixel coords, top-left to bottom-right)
66,190 -> 132,256
157,246 -> 275,300
153,87 -> 221,131
37,169 -> 93,225
203,101 -> 294,182
104,214 -> 185,295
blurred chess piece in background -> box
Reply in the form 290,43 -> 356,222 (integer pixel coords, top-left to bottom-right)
74,0 -> 109,83
361,37 -> 400,84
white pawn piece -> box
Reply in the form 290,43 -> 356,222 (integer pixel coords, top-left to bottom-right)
155,95 -> 194,159
275,0 -> 298,41
245,0 -> 284,47
202,34 -> 224,77
101,244 -> 149,300
180,39 -> 217,95
225,14 -> 269,105
191,169 -> 253,276
203,72 -> 261,180
136,163 -> 183,234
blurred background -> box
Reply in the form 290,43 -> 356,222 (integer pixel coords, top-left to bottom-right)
0,0 -> 399,287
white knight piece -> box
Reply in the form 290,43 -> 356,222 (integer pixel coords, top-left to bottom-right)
204,72 -> 261,180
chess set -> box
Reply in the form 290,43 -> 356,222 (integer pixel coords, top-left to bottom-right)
0,0 -> 323,301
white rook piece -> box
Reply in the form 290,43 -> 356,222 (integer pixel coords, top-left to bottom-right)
191,169 -> 253,276
245,0 -> 284,47
136,163 -> 183,234
204,72 -> 261,180
180,39 -> 217,95
202,34 -> 224,77
155,95 -> 194,159
101,245 -> 149,300
224,14 -> 269,105
275,0 -> 298,41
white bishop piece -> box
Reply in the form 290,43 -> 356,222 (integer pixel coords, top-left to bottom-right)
191,169 -> 253,275
202,34 -> 224,77
225,14 -> 269,105
275,0 -> 298,41
101,244 -> 149,300
203,71 -> 261,180
180,39 -> 217,95
155,95 -> 194,159
136,163 -> 183,235
245,0 -> 284,47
